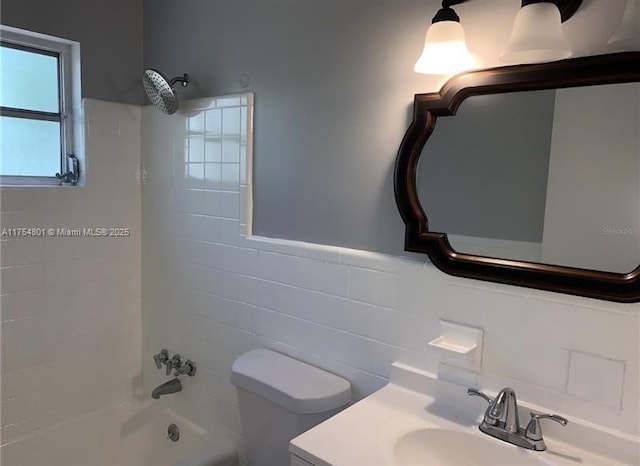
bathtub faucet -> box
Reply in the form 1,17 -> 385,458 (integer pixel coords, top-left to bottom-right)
151,377 -> 182,399
152,349 -> 196,377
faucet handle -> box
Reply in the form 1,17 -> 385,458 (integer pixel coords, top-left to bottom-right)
525,412 -> 568,441
166,354 -> 182,375
153,349 -> 169,369
175,359 -> 197,377
467,388 -> 493,403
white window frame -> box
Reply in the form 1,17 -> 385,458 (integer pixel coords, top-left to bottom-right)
0,25 -> 82,187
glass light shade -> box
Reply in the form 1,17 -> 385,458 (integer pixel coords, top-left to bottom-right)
414,21 -> 476,75
500,3 -> 572,64
607,0 -> 640,50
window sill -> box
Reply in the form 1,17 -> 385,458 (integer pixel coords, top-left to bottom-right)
0,175 -> 76,187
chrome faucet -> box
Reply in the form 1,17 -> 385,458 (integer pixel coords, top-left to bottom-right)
467,387 -> 568,451
152,350 -> 196,377
151,377 -> 182,399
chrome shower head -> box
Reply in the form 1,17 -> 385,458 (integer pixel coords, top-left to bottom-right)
143,69 -> 189,115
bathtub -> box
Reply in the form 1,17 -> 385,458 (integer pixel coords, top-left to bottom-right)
1,401 -> 237,466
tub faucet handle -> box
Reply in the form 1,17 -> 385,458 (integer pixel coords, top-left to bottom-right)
175,359 -> 197,377
166,354 -> 181,376
153,349 -> 169,369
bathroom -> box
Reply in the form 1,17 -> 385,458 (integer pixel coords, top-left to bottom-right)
1,0 -> 639,465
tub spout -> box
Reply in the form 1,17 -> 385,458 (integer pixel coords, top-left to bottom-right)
151,377 -> 182,399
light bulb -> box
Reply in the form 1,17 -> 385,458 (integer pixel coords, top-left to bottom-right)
414,21 -> 476,75
501,2 -> 572,64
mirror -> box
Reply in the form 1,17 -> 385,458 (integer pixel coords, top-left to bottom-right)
418,83 -> 639,274
395,52 -> 640,302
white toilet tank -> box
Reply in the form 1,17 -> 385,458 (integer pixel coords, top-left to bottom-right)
231,349 -> 351,466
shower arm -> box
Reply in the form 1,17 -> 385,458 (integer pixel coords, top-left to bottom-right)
169,73 -> 189,88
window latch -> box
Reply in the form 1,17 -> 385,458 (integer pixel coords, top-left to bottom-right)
56,154 -> 80,186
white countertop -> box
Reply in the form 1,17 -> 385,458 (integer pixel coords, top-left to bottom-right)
290,363 -> 640,466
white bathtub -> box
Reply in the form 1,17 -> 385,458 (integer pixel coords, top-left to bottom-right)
1,401 -> 237,466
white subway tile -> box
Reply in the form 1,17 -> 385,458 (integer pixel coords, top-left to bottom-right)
253,251 -> 301,286
191,314 -> 255,355
203,190 -> 222,217
1,240 -> 15,266
318,329 -> 376,374
188,112 -> 205,133
303,243 -> 341,263
297,257 -> 349,297
204,162 -> 222,189
222,138 -> 241,163
235,302 -> 259,334
245,235 -> 305,256
173,161 -> 188,187
221,163 -> 240,191
348,267 -> 399,308
205,140 -> 223,163
239,185 -> 252,225
206,109 -> 222,135
567,351 -> 625,409
208,269 -> 243,302
187,163 -> 205,189
201,292 -> 239,326
217,219 -> 240,245
235,275 -> 262,307
177,188 -> 205,214
1,264 -> 45,293
220,191 -> 240,219
483,335 -> 570,392
209,243 -> 240,272
238,247 -> 259,276
373,307 -> 436,353
216,97 -> 243,108
12,238 -> 45,265
222,107 -> 241,135
1,289 -> 47,321
339,248 -> 397,272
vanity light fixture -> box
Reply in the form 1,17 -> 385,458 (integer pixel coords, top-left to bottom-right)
414,0 -> 583,74
607,0 -> 640,51
413,0 -> 476,75
501,0 -> 581,64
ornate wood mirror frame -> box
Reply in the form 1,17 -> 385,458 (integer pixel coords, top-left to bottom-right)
394,52 -> 640,303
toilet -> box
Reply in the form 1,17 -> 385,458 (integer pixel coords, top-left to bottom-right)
231,349 -> 352,466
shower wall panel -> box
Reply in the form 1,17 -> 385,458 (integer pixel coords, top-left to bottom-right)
0,99 -> 142,442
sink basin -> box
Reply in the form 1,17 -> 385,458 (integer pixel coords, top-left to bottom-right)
393,428 -> 550,466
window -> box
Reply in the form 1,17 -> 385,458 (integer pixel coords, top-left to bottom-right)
0,26 -> 80,186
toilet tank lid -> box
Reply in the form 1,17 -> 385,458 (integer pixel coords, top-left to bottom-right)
231,349 -> 351,414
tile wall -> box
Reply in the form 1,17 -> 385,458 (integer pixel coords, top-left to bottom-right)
0,99 -> 142,444
142,94 -> 639,463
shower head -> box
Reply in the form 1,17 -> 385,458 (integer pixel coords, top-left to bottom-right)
143,69 -> 189,115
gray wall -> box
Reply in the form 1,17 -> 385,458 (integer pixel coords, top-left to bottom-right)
1,0 -> 144,105
419,90 -> 555,242
144,0 -> 449,254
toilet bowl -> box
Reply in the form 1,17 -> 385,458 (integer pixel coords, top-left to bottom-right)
231,349 -> 351,466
